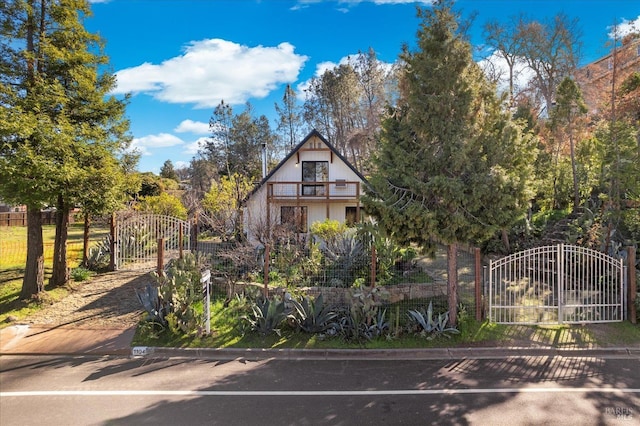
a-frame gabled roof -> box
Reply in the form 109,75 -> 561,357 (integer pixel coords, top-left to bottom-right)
244,129 -> 367,202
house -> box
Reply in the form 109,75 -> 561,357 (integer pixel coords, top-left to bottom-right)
575,34 -> 640,116
243,129 -> 367,244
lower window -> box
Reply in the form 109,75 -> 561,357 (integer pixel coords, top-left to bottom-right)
281,206 -> 308,233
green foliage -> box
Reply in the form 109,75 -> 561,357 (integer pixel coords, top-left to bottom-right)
0,0 -> 135,298
363,0 -> 536,249
407,301 -> 460,339
202,173 -> 253,240
310,219 -> 348,244
135,281 -> 168,329
242,296 -> 288,336
288,294 -> 340,335
86,236 -> 111,272
70,266 -> 94,282
160,159 -> 179,182
321,227 -> 368,287
338,282 -> 390,342
136,193 -> 187,220
135,253 -> 209,336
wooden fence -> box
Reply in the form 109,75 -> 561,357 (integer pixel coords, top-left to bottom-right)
0,211 -> 76,227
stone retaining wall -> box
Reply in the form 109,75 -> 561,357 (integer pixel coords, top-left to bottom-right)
216,280 -> 448,306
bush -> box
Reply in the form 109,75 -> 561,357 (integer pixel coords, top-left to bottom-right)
135,253 -> 210,336
71,266 -> 94,282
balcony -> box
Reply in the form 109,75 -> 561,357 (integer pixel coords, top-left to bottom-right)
266,181 -> 361,204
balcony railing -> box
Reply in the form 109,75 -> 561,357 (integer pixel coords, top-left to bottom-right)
266,181 -> 361,203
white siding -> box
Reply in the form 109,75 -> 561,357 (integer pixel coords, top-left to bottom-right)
244,134 -> 364,244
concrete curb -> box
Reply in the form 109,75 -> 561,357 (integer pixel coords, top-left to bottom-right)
2,324 -> 638,360
133,346 -> 640,361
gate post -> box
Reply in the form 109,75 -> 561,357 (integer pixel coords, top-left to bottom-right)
157,238 -> 165,276
629,246 -> 637,324
557,244 -> 564,324
109,213 -> 116,271
474,247 -> 482,321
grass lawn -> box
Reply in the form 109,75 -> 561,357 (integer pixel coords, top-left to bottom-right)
0,223 -> 109,324
131,296 -> 640,350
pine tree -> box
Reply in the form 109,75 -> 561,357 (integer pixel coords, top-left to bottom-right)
363,0 -> 536,325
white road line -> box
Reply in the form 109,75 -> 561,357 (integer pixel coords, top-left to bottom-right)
2,388 -> 640,397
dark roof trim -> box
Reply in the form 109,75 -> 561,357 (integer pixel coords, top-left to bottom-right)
243,129 -> 368,203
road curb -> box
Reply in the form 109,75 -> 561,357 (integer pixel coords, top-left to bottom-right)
131,345 -> 640,361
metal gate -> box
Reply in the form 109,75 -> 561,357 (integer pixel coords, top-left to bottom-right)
487,244 -> 626,324
114,213 -> 191,270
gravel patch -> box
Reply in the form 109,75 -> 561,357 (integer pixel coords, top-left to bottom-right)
24,270 -> 154,328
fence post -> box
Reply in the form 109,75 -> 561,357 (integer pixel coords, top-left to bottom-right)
629,246 -> 637,324
370,243 -> 377,287
263,243 -> 270,298
157,238 -> 165,276
193,213 -> 199,252
474,247 -> 482,321
201,269 -> 211,335
109,213 -> 116,271
179,223 -> 184,259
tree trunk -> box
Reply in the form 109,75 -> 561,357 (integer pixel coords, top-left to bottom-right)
50,195 -> 70,287
82,212 -> 91,266
569,128 -> 579,212
447,243 -> 458,328
21,206 -> 45,299
501,228 -> 511,253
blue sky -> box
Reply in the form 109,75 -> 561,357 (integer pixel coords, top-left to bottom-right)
85,0 -> 640,174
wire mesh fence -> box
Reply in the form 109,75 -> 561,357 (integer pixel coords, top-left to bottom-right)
0,241 -> 86,271
196,238 -> 481,321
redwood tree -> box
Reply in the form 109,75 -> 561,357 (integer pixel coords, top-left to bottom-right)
0,0 -> 132,296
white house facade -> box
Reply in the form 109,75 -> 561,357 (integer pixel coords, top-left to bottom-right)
243,129 -> 367,244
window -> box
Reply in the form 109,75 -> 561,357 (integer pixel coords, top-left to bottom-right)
302,161 -> 328,196
281,206 -> 308,233
345,206 -> 359,226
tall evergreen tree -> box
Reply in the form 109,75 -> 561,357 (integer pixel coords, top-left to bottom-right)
0,0 -> 132,296
275,84 -> 305,154
363,0 -> 536,325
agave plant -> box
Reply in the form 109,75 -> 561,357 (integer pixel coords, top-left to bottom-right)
289,294 -> 339,334
407,301 -> 459,339
242,296 -> 287,336
135,282 -> 169,327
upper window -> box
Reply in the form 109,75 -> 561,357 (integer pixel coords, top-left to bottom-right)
302,161 -> 328,196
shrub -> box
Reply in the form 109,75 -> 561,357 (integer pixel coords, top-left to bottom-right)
71,266 -> 94,282
135,253 -> 210,336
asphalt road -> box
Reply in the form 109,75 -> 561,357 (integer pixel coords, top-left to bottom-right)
1,354 -> 639,426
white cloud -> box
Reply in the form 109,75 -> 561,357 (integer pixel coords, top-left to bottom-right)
608,16 -> 640,39
184,137 -> 210,155
174,161 -> 189,170
477,51 -> 535,98
174,119 -> 210,135
129,133 -> 185,156
113,39 -> 308,108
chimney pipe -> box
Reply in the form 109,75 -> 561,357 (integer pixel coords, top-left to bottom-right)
261,142 -> 267,179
